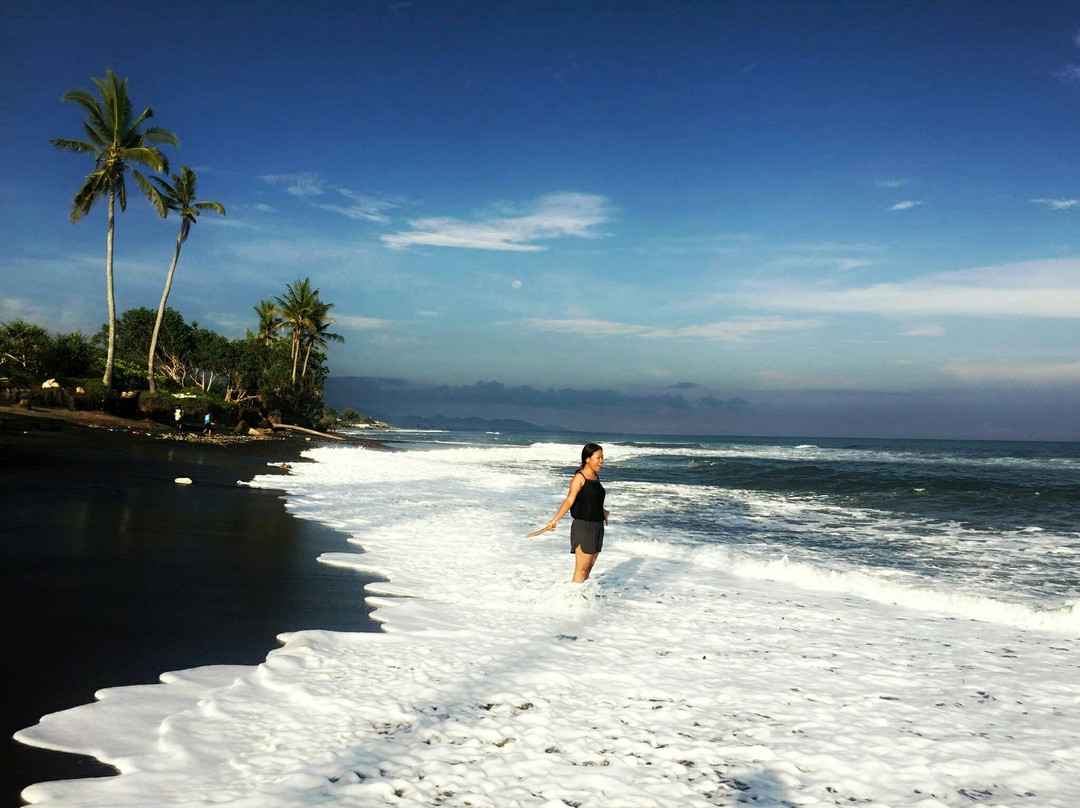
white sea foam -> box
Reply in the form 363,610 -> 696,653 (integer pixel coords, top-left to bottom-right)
16,442 -> 1080,807
607,439 -> 1080,472
612,475 -> 1080,610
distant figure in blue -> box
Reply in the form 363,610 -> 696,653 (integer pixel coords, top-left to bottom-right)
203,412 -> 212,436
544,443 -> 609,582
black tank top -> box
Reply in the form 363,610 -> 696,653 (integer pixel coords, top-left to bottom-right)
570,475 -> 606,521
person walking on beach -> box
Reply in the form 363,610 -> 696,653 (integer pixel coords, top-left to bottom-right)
203,412 -> 212,436
544,443 -> 609,583
174,405 -> 183,430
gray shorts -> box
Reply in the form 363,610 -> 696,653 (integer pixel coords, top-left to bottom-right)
570,519 -> 604,555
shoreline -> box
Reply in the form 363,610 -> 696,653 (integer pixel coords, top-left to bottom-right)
2,406 -> 385,805
7,428 -> 1079,805
0,402 -> 392,452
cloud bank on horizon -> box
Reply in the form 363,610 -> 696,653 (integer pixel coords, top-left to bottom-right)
3,1 -> 1080,438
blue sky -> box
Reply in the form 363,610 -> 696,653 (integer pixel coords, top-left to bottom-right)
2,1 -> 1080,439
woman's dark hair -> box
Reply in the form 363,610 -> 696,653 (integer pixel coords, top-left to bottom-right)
580,442 -> 603,470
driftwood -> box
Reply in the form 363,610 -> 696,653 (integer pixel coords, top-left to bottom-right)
271,422 -> 345,441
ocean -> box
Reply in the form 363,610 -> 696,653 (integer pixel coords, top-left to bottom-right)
17,431 -> 1080,807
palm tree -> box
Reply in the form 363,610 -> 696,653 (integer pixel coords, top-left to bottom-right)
144,166 -> 225,392
273,279 -> 344,385
274,278 -> 318,385
253,299 -> 282,347
300,304 -> 344,380
50,69 -> 179,388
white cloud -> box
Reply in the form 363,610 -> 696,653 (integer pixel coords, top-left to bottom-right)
754,369 -> 859,388
1,292 -> 100,334
260,172 -> 328,197
875,179 -> 908,189
943,360 -> 1080,385
315,189 -> 401,223
787,241 -> 879,253
734,257 -> 1080,318
260,176 -> 403,222
521,315 -> 821,341
381,192 -> 610,251
1,295 -> 54,325
898,325 -> 946,337
1054,65 -> 1080,82
335,314 -> 393,330
764,254 -> 876,275
203,311 -> 253,336
1030,198 -> 1080,210
887,200 -> 922,211
201,217 -> 259,229
834,258 -> 874,272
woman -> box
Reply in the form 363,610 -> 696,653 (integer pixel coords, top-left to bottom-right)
545,443 -> 609,583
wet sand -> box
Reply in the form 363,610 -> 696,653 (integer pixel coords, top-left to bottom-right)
1,411 -> 384,805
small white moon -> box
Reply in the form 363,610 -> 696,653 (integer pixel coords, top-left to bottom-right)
512,279 -> 522,289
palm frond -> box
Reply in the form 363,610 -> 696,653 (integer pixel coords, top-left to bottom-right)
130,105 -> 154,131
144,125 -> 179,148
122,146 -> 168,173
49,138 -> 96,154
91,75 -> 116,132
195,201 -> 226,216
179,165 -> 196,196
148,175 -> 179,205
115,175 -> 128,212
82,121 -> 108,147
133,170 -> 167,218
60,89 -> 107,130
70,174 -> 107,222
98,70 -> 133,136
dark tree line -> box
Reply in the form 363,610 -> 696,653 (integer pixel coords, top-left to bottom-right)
0,320 -> 95,386
1,276 -> 340,425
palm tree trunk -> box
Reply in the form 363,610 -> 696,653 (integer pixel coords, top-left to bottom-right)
103,191 -> 117,388
291,333 -> 300,384
148,230 -> 184,392
302,339 -> 313,379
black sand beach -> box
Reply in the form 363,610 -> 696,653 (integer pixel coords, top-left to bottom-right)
1,410 -> 383,805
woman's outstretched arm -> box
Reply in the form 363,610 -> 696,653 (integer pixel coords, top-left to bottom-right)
545,472 -> 586,531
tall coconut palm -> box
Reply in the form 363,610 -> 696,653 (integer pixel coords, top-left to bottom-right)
253,299 -> 282,347
49,68 -> 179,388
145,166 -> 225,392
274,278 -> 318,385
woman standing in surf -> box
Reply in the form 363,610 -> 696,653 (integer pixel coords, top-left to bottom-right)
544,443 -> 609,582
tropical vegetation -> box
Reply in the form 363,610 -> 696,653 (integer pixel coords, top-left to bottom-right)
15,68 -> 360,429
0,319 -> 95,387
1,275 -> 344,426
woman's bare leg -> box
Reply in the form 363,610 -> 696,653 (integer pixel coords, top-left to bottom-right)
572,547 -> 598,583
